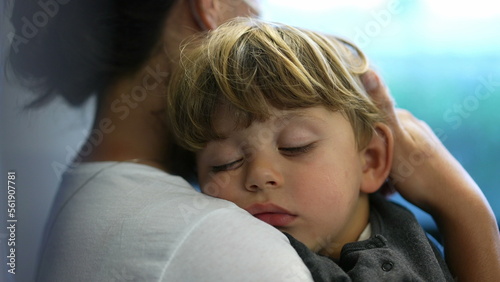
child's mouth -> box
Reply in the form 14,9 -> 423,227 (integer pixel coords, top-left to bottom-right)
253,212 -> 297,227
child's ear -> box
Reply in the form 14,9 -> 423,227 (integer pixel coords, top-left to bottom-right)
360,123 -> 394,193
190,0 -> 222,30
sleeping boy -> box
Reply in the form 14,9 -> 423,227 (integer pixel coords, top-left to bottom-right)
166,17 -> 453,280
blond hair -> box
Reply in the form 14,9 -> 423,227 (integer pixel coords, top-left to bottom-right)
167,18 -> 384,151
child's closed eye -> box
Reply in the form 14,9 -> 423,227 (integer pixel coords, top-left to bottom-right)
211,158 -> 244,173
279,143 -> 316,156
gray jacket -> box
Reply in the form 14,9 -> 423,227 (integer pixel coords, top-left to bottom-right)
285,193 -> 454,281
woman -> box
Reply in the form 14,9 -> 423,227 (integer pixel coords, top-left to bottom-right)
8,0 -> 500,281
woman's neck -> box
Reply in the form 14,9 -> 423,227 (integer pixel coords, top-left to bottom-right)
77,1 -> 202,172
78,60 -> 172,172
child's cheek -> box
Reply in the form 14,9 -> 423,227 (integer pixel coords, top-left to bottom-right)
200,172 -> 234,199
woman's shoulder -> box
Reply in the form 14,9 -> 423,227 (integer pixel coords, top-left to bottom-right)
54,161 -> 236,216
39,161 -> 311,281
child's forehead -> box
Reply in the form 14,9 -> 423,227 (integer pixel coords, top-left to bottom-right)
211,106 -> 341,137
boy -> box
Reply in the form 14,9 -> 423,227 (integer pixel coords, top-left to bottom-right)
167,18 -> 453,280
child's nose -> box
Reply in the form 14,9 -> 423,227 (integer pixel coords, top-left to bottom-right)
244,155 -> 284,192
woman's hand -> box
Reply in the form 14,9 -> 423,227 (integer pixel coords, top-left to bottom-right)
361,70 -> 474,212
362,70 -> 500,281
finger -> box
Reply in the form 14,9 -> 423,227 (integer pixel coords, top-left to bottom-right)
396,110 -> 437,140
361,70 -> 395,111
395,108 -> 424,134
395,108 -> 419,122
396,112 -> 442,156
361,70 -> 399,129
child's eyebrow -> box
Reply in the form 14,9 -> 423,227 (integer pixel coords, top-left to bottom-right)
275,111 -> 324,124
209,109 -> 328,143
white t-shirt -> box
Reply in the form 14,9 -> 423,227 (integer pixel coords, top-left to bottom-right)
37,162 -> 313,281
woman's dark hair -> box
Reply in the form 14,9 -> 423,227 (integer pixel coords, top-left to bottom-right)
7,0 -> 178,107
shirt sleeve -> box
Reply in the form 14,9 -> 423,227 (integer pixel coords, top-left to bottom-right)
161,207 -> 314,281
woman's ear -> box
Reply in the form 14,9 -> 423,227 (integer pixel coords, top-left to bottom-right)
360,123 -> 394,194
189,0 -> 221,30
